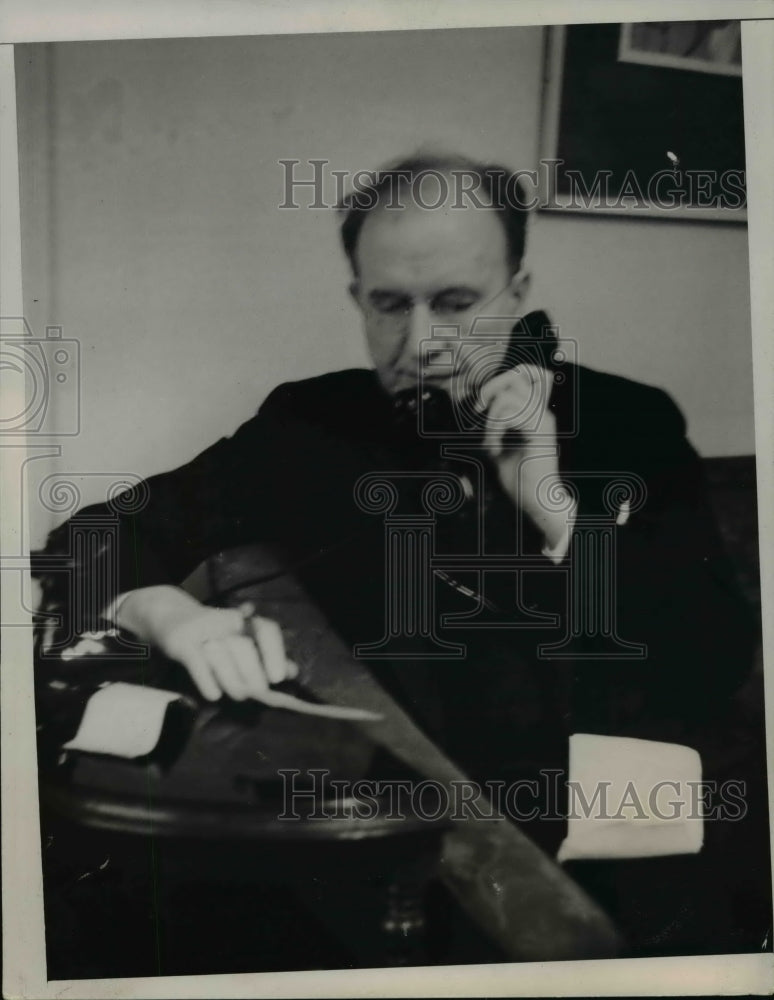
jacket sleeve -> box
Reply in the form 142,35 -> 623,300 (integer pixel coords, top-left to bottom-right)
550,386 -> 756,743
33,387 -> 292,634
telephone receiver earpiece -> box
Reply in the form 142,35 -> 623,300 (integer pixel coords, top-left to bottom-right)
392,310 -> 559,441
510,310 -> 560,371
389,311 -> 563,522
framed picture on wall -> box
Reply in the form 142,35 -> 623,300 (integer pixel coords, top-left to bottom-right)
539,22 -> 747,220
618,20 -> 742,77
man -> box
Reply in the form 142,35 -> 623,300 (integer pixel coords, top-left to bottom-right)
36,152 -> 764,953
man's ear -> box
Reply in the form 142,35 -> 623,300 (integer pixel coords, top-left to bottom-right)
508,267 -> 531,306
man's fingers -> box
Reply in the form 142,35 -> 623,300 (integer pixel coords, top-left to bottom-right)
479,364 -> 555,458
224,634 -> 270,699
165,609 -> 293,701
483,390 -> 528,456
250,616 -> 290,684
478,364 -> 551,413
519,362 -> 552,388
478,370 -> 511,412
483,410 -> 504,457
478,367 -> 529,410
181,648 -> 223,702
201,639 -> 249,701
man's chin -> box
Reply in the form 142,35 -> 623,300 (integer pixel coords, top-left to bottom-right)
381,373 -> 465,401
383,378 -> 446,398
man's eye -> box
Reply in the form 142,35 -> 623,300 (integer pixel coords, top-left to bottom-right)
370,294 -> 412,315
433,293 -> 478,314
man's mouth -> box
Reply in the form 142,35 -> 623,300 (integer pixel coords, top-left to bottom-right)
391,370 -> 450,393
406,368 -> 455,384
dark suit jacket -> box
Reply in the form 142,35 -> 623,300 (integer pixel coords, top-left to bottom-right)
35,324 -> 768,954
36,344 -> 756,799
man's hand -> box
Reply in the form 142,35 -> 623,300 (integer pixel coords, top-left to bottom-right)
478,363 -> 574,551
114,586 -> 298,701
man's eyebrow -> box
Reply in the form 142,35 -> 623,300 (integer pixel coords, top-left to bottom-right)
366,285 -> 483,304
430,285 -> 483,299
367,288 -> 412,302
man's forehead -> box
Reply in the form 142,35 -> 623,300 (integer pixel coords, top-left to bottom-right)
355,199 -> 509,285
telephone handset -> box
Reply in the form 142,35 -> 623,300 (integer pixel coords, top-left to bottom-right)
391,310 -> 560,459
389,310 -> 562,570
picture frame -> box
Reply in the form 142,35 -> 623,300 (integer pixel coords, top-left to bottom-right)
539,23 -> 747,220
618,20 -> 742,78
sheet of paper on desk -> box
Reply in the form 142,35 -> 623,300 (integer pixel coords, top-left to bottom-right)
62,682 -> 184,758
259,687 -> 382,721
62,681 -> 383,759
557,733 -> 704,861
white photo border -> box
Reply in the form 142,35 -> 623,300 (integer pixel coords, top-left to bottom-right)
2,2 -> 773,998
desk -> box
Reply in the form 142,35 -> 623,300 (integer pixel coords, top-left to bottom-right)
36,644 -> 457,977
35,545 -> 625,977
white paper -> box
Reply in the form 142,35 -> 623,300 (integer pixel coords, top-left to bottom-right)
62,681 -> 182,759
557,733 -> 704,861
257,688 -> 382,720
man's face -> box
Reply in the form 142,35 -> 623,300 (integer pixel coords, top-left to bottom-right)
350,194 -> 529,402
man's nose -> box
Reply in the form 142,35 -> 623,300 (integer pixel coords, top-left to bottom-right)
404,301 -> 434,357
